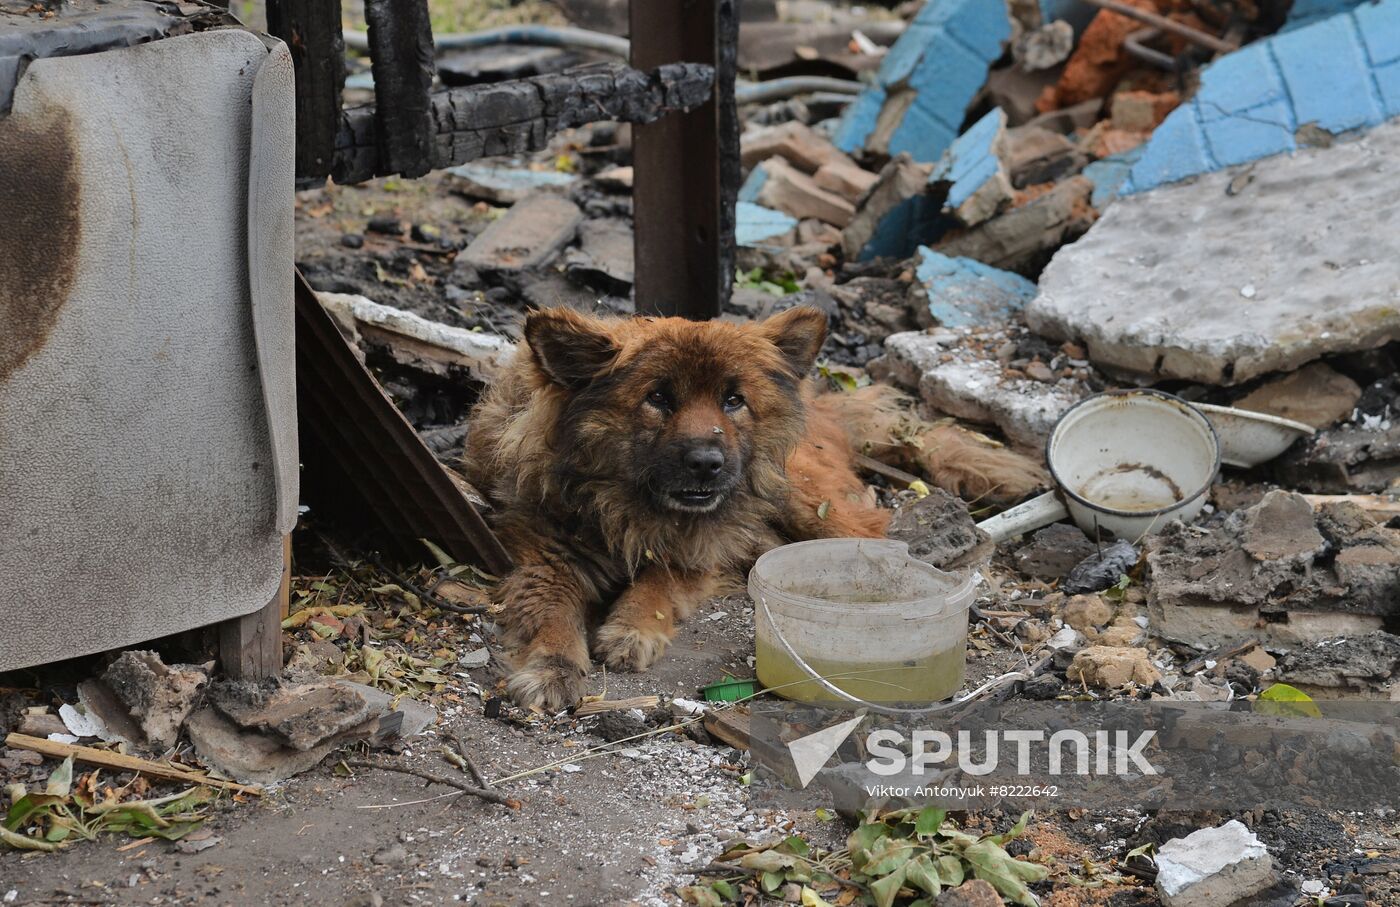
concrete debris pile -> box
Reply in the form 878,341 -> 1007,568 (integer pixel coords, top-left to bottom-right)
12,650 -> 435,787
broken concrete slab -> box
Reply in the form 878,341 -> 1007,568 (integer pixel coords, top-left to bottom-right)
1147,492 -> 1400,648
928,108 -> 1013,226
936,174 -> 1093,275
445,161 -> 577,204
872,329 -> 1090,446
1029,120 -> 1400,385
1124,0 -> 1400,194
564,217 -> 634,293
841,154 -> 941,262
1067,646 -> 1160,688
102,651 -> 210,751
1234,362 -> 1362,430
459,194 -> 583,273
1275,632 -> 1400,699
186,705 -> 351,786
336,681 -> 437,739
812,159 -> 878,203
1002,124 -> 1085,188
833,0 -> 1012,161
1275,419 -> 1400,493
76,678 -> 144,747
741,156 -> 856,227
886,487 -> 991,570
740,120 -> 847,173
208,679 -> 375,752
736,201 -> 798,248
912,247 -> 1037,329
1155,821 -> 1275,907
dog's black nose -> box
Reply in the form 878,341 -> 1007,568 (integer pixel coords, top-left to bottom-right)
683,446 -> 725,479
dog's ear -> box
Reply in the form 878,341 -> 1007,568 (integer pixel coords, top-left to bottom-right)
759,306 -> 827,375
524,308 -> 619,389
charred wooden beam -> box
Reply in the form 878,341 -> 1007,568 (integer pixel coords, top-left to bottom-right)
330,61 -> 714,185
363,0 -> 437,179
631,0 -> 739,320
265,0 -> 346,183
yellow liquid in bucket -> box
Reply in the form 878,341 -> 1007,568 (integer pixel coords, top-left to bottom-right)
755,638 -> 966,704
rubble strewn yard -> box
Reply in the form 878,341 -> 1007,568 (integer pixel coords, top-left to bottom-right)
6,0 -> 1400,905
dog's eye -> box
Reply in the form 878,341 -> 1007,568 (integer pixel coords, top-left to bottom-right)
646,389 -> 672,410
723,393 -> 746,412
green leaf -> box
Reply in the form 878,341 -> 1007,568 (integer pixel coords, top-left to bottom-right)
990,811 -> 1033,845
1103,574 -> 1131,601
45,756 -> 74,797
761,870 -> 785,893
869,863 -> 908,907
781,835 -> 811,857
847,822 -> 890,869
0,825 -> 61,851
420,538 -> 456,567
1125,842 -> 1155,860
904,854 -> 942,896
5,793 -> 65,831
739,849 -> 805,874
964,840 -> 1048,907
862,836 -> 916,876
1256,683 -> 1322,718
814,807 -> 836,822
710,879 -> 738,901
816,500 -> 830,520
914,807 -> 947,838
937,855 -> 965,887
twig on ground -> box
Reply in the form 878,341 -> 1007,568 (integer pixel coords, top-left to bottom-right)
449,732 -> 493,790
346,758 -> 519,809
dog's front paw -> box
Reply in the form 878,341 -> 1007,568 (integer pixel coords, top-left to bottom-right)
594,622 -> 671,672
506,655 -> 587,711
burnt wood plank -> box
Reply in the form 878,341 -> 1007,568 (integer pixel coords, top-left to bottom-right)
330,62 -> 713,184
265,0 -> 346,183
630,0 -> 738,320
363,0 -> 437,179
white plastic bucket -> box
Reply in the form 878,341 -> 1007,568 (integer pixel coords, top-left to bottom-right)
749,539 -> 976,705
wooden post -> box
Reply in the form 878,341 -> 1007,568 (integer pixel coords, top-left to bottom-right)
265,0 -> 346,184
630,0 -> 739,320
363,0 -> 437,179
218,535 -> 290,680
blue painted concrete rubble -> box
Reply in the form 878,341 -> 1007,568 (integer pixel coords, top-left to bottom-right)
1284,0 -> 1369,31
1082,145 -> 1144,209
738,165 -> 768,203
735,201 -> 797,247
915,247 -> 1037,328
1123,0 -> 1400,194
1040,0 -> 1096,33
928,107 -> 1005,213
833,0 -> 1011,162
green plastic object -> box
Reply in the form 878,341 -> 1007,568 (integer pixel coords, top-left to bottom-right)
703,676 -> 757,702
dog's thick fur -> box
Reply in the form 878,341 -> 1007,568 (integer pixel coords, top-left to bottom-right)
465,306 -> 889,710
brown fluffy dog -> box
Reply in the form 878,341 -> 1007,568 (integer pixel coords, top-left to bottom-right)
464,306 -> 888,710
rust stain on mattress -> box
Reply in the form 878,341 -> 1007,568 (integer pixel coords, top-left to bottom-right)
0,106 -> 81,382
